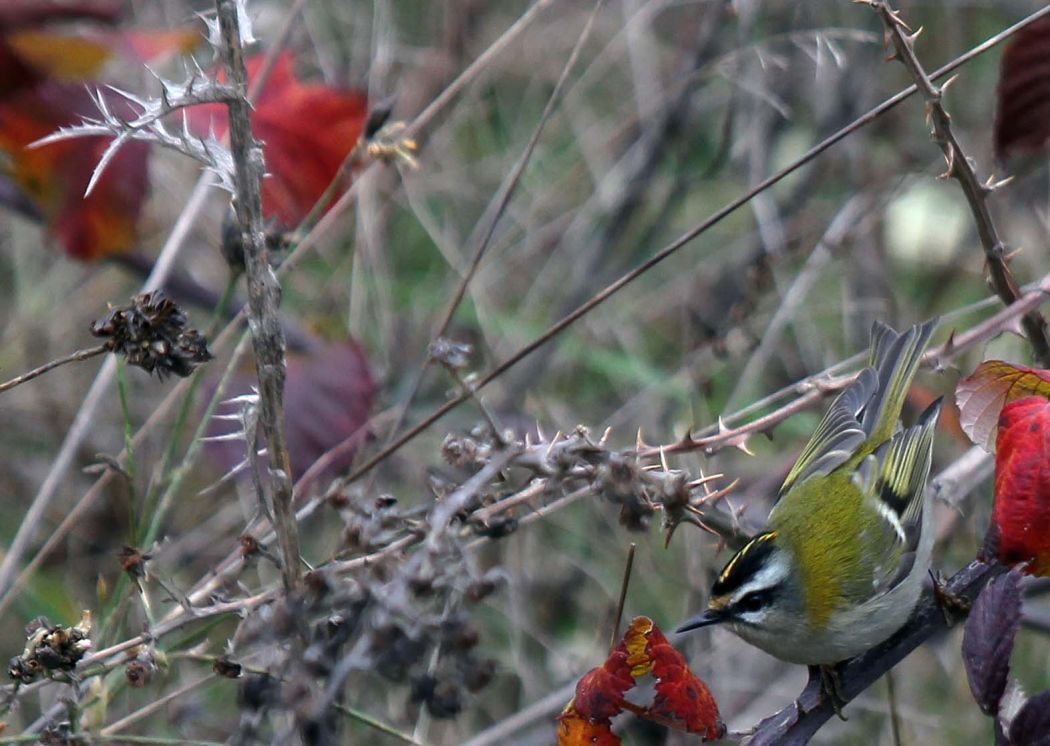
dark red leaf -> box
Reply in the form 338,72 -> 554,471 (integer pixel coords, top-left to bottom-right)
206,337 -> 375,489
994,397 -> 1050,574
186,53 -> 368,226
995,15 -> 1050,159
1008,689 -> 1050,746
962,569 -> 1022,715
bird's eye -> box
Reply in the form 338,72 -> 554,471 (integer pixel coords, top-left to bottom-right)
736,592 -> 767,613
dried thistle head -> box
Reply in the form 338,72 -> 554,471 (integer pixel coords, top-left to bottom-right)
91,291 -> 212,378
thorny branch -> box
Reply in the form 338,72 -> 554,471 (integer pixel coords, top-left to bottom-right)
868,0 -> 1050,366
214,0 -> 301,591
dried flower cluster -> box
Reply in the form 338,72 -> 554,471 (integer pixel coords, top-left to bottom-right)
91,291 -> 213,378
8,612 -> 92,685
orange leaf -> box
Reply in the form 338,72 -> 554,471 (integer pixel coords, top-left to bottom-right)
994,396 -> 1050,575
187,53 -> 368,226
7,31 -> 113,80
646,624 -> 726,741
956,361 -> 1050,452
556,704 -> 621,746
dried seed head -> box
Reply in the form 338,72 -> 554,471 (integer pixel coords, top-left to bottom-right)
91,291 -> 212,379
125,657 -> 154,688
118,545 -> 151,578
239,534 -> 260,558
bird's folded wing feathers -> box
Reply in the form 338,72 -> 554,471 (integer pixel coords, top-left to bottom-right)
867,397 -> 942,594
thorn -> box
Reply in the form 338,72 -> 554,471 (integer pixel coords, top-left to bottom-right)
1003,246 -> 1022,263
940,73 -> 959,93
887,7 -> 912,32
536,422 -> 546,442
906,26 -> 924,46
659,446 -> 670,472
717,417 -> 755,455
695,478 -> 740,505
599,426 -> 612,447
942,328 -> 956,357
984,173 -> 1014,192
937,143 -> 957,180
635,428 -> 647,451
687,472 -> 725,489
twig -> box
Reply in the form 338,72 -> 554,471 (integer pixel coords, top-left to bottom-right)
215,0 -> 301,591
0,345 -> 107,394
336,3 -> 1050,488
869,0 -> 1050,366
610,543 -> 636,651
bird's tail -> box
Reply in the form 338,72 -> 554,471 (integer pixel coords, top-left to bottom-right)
861,318 -> 938,449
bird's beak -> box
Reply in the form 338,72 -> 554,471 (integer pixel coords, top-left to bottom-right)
675,608 -> 724,633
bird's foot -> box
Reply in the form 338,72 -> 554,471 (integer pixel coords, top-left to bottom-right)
809,664 -> 848,721
930,569 -> 971,624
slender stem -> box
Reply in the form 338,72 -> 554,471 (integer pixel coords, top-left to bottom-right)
610,543 -> 636,652
0,344 -> 106,394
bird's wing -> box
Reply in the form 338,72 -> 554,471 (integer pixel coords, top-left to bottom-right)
861,397 -> 942,596
777,368 -> 876,498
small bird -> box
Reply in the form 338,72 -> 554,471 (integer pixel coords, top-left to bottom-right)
677,320 -> 941,709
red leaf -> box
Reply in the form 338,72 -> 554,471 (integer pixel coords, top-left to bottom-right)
994,397 -> 1050,575
956,361 -> 1050,452
995,15 -> 1050,159
0,11 -> 200,260
646,624 -> 725,741
187,53 -> 368,226
570,644 -> 636,724
0,84 -> 149,260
